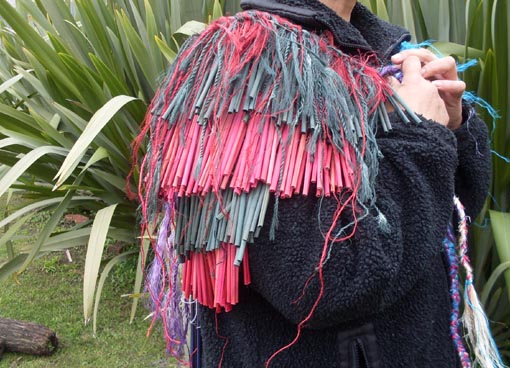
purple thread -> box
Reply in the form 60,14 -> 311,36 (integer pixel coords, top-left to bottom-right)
145,202 -> 190,360
443,224 -> 472,368
379,65 -> 403,82
145,203 -> 171,313
165,243 -> 190,358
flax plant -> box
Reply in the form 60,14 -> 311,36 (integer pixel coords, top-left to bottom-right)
0,0 -> 230,333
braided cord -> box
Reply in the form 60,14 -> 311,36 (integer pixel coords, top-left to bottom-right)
443,223 -> 472,367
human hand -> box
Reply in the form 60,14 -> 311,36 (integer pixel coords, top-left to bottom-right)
392,49 -> 465,129
388,55 -> 449,127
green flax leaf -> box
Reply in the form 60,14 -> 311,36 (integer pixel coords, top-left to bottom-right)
53,95 -> 138,189
489,210 -> 510,304
83,203 -> 119,324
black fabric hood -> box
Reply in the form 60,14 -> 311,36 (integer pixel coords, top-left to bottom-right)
240,0 -> 411,60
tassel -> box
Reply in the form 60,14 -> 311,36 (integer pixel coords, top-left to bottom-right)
453,196 -> 505,368
375,206 -> 391,233
457,59 -> 478,73
443,224 -> 471,367
400,40 -> 437,51
462,91 -> 500,122
145,203 -> 191,360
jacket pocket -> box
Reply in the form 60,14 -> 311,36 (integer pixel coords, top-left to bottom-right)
337,323 -> 380,368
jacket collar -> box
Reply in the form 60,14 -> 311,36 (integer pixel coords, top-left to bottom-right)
239,0 -> 410,60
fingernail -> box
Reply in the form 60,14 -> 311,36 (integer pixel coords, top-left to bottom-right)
392,53 -> 402,60
432,80 -> 443,87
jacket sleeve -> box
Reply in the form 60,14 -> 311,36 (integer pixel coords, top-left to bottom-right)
247,115 -> 467,329
453,107 -> 491,219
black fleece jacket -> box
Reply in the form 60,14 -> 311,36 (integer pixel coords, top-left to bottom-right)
199,1 -> 491,367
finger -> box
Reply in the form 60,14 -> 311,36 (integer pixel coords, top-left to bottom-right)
432,80 -> 466,98
421,56 -> 458,81
386,76 -> 401,88
401,56 -> 423,84
392,48 -> 438,64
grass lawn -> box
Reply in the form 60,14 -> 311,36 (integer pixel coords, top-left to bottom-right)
0,248 -> 174,367
0,194 -> 176,367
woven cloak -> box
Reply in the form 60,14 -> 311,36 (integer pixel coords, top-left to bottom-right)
135,10 -> 409,357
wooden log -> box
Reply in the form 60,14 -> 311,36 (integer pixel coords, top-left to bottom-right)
0,317 -> 58,356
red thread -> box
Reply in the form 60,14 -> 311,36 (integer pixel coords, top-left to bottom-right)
215,312 -> 229,368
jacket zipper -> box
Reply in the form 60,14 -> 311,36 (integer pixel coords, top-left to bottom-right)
350,338 -> 370,368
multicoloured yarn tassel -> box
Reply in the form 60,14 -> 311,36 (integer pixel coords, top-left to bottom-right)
444,223 -> 472,367
133,10 -> 419,360
449,196 -> 505,368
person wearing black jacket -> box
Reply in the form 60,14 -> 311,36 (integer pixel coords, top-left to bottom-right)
197,1 -> 491,367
